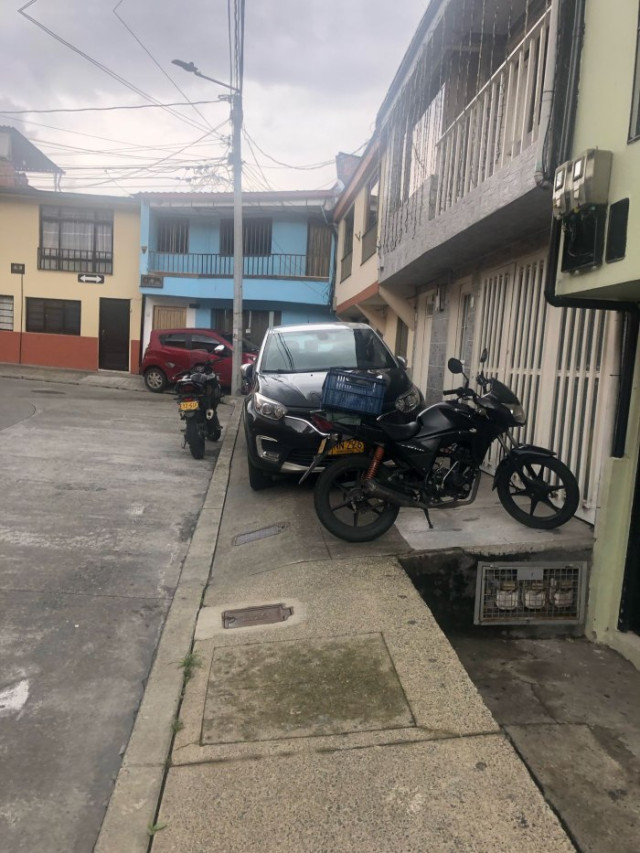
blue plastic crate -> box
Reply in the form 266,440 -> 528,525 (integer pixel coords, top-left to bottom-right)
321,369 -> 386,415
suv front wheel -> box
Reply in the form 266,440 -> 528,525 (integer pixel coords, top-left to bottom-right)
144,366 -> 168,393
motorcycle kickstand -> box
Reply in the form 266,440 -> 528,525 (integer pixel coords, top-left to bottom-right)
423,507 -> 434,530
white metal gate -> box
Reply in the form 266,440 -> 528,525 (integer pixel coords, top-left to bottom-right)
476,254 -> 617,523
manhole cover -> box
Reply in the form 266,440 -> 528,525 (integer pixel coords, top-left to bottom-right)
223,603 -> 293,629
232,522 -> 288,546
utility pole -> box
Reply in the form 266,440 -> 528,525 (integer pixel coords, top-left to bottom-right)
171,58 -> 244,396
230,90 -> 243,396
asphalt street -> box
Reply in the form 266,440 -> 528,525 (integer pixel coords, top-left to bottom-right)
0,378 -> 223,853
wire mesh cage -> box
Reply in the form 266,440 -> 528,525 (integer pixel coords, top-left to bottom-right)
474,562 -> 588,625
321,369 -> 386,415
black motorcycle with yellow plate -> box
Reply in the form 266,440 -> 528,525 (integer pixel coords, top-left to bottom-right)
175,344 -> 225,459
301,353 -> 580,542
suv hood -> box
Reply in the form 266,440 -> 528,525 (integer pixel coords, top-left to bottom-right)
255,368 -> 413,412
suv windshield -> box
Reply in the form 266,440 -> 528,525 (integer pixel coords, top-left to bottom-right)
260,328 -> 397,373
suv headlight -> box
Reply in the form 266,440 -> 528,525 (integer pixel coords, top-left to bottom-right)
254,392 -> 287,420
395,385 -> 421,413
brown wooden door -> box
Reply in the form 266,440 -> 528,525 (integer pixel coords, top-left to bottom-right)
153,305 -> 187,329
99,298 -> 130,371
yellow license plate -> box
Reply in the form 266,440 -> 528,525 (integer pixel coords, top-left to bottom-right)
179,400 -> 199,411
328,439 -> 365,456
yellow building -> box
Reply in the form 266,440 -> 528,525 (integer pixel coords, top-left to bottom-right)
0,186 -> 142,373
549,0 -> 640,665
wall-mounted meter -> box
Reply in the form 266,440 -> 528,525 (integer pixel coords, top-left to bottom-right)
570,149 -> 613,209
552,149 -> 613,219
552,160 -> 573,219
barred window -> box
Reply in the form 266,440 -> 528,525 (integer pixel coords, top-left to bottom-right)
220,218 -> 272,256
0,295 -> 14,331
39,206 -> 113,274
26,298 -> 81,336
157,219 -> 189,254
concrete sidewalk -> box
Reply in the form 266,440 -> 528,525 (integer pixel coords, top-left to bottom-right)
0,361 -> 146,392
121,419 -> 581,852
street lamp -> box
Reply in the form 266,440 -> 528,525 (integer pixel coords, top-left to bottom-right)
172,59 -> 244,396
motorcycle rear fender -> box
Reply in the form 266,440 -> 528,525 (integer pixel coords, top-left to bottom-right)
492,444 -> 557,490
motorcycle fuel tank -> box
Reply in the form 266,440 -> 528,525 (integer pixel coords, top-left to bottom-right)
416,401 -> 475,438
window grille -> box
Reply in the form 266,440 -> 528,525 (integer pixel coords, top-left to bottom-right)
340,208 -> 354,281
157,219 -> 189,254
0,295 -> 14,331
39,206 -> 113,274
26,298 -> 81,336
395,318 -> 409,360
220,218 -> 272,256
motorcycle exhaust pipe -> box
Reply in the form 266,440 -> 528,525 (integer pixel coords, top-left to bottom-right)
362,479 -> 428,510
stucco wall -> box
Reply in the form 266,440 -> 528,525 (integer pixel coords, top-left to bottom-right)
556,0 -> 640,299
0,194 -> 142,371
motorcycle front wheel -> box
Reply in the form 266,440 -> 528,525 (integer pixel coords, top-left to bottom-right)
185,416 -> 206,460
313,455 -> 399,542
497,454 -> 579,529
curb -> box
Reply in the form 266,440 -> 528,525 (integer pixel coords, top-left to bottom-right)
0,363 -> 146,393
94,400 -> 243,853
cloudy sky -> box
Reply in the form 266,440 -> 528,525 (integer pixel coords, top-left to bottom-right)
0,0 -> 427,196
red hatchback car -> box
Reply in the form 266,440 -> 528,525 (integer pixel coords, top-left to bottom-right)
141,328 -> 258,392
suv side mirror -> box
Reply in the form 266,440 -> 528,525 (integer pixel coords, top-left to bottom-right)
241,362 -> 255,381
396,355 -> 407,369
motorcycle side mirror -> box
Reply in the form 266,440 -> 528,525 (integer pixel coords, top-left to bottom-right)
448,357 -> 464,374
479,347 -> 488,364
214,344 -> 225,354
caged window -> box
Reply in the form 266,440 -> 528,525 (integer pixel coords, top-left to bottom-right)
26,298 -> 81,336
631,7 -> 640,140
0,295 -> 14,331
39,206 -> 113,274
220,218 -> 272,256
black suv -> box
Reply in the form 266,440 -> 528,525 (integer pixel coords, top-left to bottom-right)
242,322 -> 422,490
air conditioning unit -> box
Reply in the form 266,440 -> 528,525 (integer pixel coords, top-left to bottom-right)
474,561 -> 588,626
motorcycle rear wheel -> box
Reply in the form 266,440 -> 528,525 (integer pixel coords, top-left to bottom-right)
206,411 -> 222,441
497,454 -> 579,529
185,417 -> 206,460
314,455 -> 399,542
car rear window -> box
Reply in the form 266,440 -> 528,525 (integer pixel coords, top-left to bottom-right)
159,333 -> 188,348
260,328 -> 397,373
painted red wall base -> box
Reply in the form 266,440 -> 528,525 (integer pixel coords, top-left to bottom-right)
1,333 -> 142,374
130,339 -> 141,374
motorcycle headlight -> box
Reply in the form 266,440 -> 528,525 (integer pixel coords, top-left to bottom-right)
395,385 -> 421,413
254,392 -> 287,420
505,403 -> 527,425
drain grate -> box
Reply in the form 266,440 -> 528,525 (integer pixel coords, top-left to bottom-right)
222,603 -> 293,629
474,562 -> 588,625
232,522 -> 288,546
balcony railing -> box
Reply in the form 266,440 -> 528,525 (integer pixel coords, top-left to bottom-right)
38,247 -> 113,275
434,8 -> 550,216
148,251 -> 330,279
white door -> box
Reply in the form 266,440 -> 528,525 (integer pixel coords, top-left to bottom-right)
475,251 -> 616,523
412,289 -> 435,396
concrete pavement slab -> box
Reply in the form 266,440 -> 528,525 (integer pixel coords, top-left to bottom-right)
506,723 -> 639,853
153,735 -> 575,853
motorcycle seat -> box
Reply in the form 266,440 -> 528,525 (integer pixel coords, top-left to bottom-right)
378,420 -> 420,441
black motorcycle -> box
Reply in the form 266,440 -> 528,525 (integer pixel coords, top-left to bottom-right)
175,346 -> 225,459
302,351 -> 580,542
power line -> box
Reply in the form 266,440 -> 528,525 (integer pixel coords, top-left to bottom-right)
112,0 -> 217,132
17,0 -> 211,134
1,100 -> 222,116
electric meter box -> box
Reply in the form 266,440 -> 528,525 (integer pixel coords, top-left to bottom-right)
552,149 -> 613,219
552,160 -> 573,219
571,149 -> 613,208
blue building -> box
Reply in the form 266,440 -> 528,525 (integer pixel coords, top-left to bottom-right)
138,190 -> 336,350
